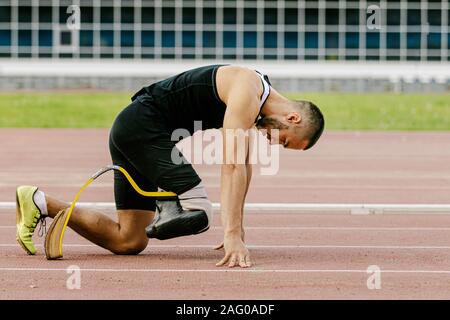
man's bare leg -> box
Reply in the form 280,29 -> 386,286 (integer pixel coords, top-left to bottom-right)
46,195 -> 155,255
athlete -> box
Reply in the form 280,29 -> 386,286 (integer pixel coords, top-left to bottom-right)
16,64 -> 324,268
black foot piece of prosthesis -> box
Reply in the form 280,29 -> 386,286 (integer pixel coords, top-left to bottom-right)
145,198 -> 209,240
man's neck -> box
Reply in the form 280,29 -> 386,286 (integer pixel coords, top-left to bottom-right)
260,90 -> 291,117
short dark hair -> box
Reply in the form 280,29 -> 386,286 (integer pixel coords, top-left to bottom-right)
292,100 -> 325,150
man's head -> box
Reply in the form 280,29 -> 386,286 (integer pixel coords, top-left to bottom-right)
256,100 -> 325,150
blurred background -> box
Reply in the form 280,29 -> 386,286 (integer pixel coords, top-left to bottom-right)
0,0 -> 448,93
0,1 -> 448,131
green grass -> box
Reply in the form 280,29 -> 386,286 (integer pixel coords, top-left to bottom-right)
0,92 -> 130,128
287,93 -> 450,131
0,92 -> 449,130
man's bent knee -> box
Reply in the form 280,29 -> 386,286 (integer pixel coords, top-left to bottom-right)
111,238 -> 149,255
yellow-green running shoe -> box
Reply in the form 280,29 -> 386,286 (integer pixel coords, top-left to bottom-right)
16,186 -> 44,255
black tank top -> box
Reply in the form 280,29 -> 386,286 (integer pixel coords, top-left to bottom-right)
131,64 -> 271,134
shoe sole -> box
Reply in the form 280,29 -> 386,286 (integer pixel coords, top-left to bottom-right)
44,208 -> 67,260
15,189 -> 33,255
146,210 -> 209,240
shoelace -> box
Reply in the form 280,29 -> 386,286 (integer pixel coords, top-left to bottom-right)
37,217 -> 47,237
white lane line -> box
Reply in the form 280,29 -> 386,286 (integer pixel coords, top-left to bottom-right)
2,202 -> 450,214
2,226 -> 450,231
214,226 -> 450,231
0,267 -> 450,274
2,244 -> 450,249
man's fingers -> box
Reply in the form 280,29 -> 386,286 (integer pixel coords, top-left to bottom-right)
229,253 -> 252,268
239,256 -> 248,268
216,253 -> 231,266
238,253 -> 252,268
228,254 -> 238,268
245,255 -> 252,267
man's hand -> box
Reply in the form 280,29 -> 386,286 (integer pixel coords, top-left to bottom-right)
214,228 -> 245,250
216,235 -> 251,268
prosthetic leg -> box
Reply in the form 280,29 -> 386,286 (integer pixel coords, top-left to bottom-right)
146,184 -> 213,240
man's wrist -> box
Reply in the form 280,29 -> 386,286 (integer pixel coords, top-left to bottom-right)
224,228 -> 242,237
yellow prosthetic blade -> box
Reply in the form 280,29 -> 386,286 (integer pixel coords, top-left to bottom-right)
45,165 -> 176,260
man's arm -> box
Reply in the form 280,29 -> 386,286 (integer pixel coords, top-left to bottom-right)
214,156 -> 252,251
241,162 -> 252,241
241,129 -> 255,241
214,146 -> 252,250
215,70 -> 261,268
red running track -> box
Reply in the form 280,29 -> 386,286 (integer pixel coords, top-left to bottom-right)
0,129 -> 450,299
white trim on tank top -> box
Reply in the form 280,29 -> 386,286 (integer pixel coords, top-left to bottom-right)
256,71 -> 270,109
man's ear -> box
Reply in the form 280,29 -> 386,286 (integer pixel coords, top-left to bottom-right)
286,112 -> 301,124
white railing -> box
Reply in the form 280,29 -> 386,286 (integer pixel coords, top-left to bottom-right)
0,59 -> 449,84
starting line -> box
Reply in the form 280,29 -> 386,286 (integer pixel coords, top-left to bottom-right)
1,202 -> 450,214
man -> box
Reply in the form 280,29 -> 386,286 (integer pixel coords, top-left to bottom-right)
16,64 -> 324,268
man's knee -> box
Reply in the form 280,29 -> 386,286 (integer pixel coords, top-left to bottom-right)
112,237 -> 148,255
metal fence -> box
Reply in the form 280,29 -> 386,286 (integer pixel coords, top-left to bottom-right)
0,0 -> 448,61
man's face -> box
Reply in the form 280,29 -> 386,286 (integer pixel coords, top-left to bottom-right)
256,115 -> 309,150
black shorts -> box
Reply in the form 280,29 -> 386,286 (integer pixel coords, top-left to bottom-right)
109,99 -> 201,211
